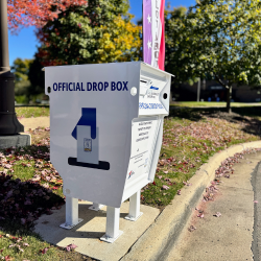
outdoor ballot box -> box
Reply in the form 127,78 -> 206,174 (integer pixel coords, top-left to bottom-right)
44,62 -> 172,242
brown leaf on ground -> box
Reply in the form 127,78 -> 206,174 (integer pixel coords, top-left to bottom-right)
188,225 -> 196,232
40,247 -> 49,254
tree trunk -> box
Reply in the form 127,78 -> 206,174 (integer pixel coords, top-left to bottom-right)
226,86 -> 232,114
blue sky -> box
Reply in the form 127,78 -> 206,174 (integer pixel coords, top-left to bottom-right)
8,0 -> 196,66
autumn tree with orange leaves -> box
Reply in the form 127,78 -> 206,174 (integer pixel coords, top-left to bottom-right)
7,0 -> 87,30
6,0 -> 88,100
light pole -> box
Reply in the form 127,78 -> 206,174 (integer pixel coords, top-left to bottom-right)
197,78 -> 201,102
0,0 -> 30,148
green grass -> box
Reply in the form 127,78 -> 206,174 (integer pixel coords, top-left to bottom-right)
0,232 -> 59,261
16,107 -> 50,118
0,229 -> 86,260
171,101 -> 261,107
0,129 -> 87,261
169,105 -> 261,120
140,110 -> 260,207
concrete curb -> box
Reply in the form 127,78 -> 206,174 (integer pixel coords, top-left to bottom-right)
121,140 -> 261,261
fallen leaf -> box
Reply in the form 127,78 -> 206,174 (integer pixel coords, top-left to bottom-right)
188,225 -> 196,232
40,247 -> 49,254
4,164 -> 12,169
31,175 -> 41,182
66,243 -> 78,252
162,185 -> 170,190
213,212 -> 221,217
183,180 -> 192,186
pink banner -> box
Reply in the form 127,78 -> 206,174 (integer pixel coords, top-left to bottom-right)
158,0 -> 165,70
143,0 -> 165,71
143,0 -> 152,65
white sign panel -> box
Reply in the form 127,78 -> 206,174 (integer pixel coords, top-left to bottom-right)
127,118 -> 158,181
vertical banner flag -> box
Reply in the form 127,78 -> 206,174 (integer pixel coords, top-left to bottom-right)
143,0 -> 165,71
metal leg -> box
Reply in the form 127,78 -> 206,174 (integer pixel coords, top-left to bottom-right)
125,190 -> 143,221
89,202 -> 104,211
100,206 -> 123,243
60,196 -> 83,230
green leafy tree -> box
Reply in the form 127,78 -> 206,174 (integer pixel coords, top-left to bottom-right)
12,57 -> 45,102
11,58 -> 33,102
36,0 -> 141,66
27,54 -> 45,98
164,6 -> 189,101
165,1 -> 261,113
12,58 -> 33,82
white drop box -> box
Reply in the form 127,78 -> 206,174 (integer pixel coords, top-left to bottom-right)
45,62 -> 172,208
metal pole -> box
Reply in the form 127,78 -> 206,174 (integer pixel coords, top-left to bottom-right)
0,0 -> 9,73
197,78 -> 201,102
89,202 -> 104,211
60,196 -> 83,230
100,206 -> 123,243
125,190 -> 143,221
0,0 -> 24,135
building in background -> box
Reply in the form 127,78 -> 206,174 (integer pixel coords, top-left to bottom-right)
172,80 -> 261,102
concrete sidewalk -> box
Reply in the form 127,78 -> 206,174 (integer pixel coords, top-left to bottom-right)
166,152 -> 261,261
19,116 -> 50,132
34,201 -> 159,261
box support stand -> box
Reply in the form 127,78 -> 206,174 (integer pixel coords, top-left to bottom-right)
60,196 -> 83,230
125,190 -> 143,221
89,202 -> 104,211
100,206 -> 123,243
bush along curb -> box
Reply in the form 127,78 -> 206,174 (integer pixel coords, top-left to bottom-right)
121,140 -> 261,261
